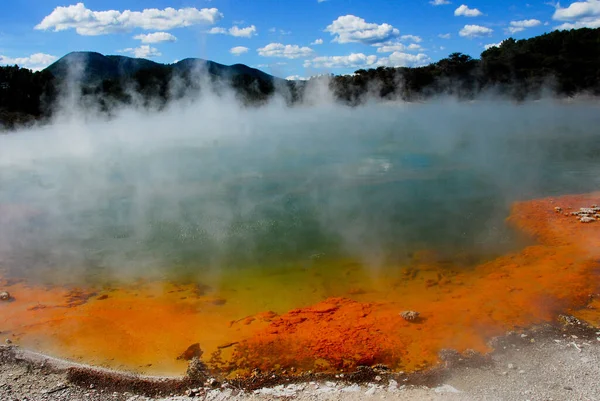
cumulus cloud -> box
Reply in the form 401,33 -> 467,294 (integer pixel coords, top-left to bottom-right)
0,53 -> 58,71
375,42 -> 422,53
285,75 -> 308,80
257,43 -> 314,59
208,27 -> 226,34
303,51 -> 430,69
400,34 -> 423,42
507,19 -> 541,33
459,24 -> 493,38
553,0 -> 600,30
430,0 -> 451,5
311,38 -> 324,45
229,25 -> 257,38
304,53 -> 379,69
379,52 -> 431,67
118,45 -> 161,58
484,41 -> 504,49
35,3 -> 222,36
454,4 -> 483,17
439,33 -> 452,39
230,46 -> 249,56
325,15 -> 400,44
133,32 -> 177,43
208,25 -> 257,38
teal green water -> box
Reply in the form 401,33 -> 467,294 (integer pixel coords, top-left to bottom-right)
1,102 -> 600,282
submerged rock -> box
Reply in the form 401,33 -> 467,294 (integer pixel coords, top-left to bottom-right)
400,311 -> 420,322
178,343 -> 203,361
0,291 -> 10,301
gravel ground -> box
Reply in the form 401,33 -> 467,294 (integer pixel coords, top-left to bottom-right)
2,324 -> 600,401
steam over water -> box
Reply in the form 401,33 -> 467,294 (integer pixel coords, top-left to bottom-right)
1,98 -> 600,285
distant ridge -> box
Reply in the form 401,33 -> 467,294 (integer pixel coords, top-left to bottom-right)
45,51 -> 282,84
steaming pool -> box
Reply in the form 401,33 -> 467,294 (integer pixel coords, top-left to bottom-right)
1,100 -> 600,376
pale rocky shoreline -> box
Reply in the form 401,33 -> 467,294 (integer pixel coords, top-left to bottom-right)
2,321 -> 600,401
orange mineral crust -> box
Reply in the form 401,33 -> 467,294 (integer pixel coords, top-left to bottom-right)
1,193 -> 600,376
226,193 -> 600,374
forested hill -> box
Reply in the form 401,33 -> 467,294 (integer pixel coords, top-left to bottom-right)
1,27 -> 600,129
331,27 -> 600,103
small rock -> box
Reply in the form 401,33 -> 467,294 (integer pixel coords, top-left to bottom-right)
0,291 -> 10,301
564,386 -> 573,391
554,207 -> 562,213
375,375 -> 382,381
5,339 -> 12,344
580,216 -> 596,223
508,363 -> 515,369
400,311 -> 420,322
518,370 -> 525,374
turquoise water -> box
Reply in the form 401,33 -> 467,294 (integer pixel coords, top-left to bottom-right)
1,101 -> 600,282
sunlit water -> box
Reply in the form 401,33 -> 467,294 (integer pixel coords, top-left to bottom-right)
1,100 -> 600,374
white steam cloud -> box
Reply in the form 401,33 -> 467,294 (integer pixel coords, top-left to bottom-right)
1,65 -> 599,287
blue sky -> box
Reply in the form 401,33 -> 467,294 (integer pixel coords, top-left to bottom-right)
0,0 -> 598,78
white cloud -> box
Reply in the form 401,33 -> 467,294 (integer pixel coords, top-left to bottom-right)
439,33 -> 451,39
318,0 -> 328,2
208,27 -> 227,34
286,75 -> 308,80
459,24 -> 493,38
229,25 -> 257,38
553,0 -> 600,30
430,0 -> 451,5
400,34 -> 422,43
230,46 -> 249,56
303,51 -> 430,69
0,53 -> 58,71
208,25 -> 257,38
325,15 -> 400,44
311,38 -> 324,45
35,3 -> 223,36
454,5 -> 483,17
118,45 -> 161,58
379,52 -> 431,67
507,19 -> 541,33
133,32 -> 177,43
257,43 -> 314,59
484,41 -> 503,49
304,53 -> 379,69
375,42 -> 422,53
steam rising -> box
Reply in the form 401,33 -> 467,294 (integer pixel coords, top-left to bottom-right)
1,68 -> 600,285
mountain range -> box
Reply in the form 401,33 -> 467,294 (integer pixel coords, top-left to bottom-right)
44,51 -> 282,85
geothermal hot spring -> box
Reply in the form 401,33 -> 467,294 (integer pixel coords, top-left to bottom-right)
1,96 -> 600,376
